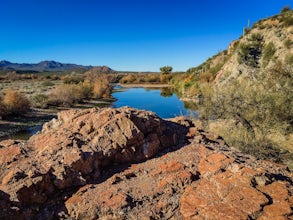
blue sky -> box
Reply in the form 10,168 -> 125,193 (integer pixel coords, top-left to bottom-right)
0,0 -> 291,71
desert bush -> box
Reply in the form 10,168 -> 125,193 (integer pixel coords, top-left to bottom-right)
262,42 -> 276,67
49,84 -> 82,106
238,33 -> 264,67
119,74 -> 136,84
198,62 -> 293,162
285,53 -> 293,65
284,39 -> 292,48
160,74 -> 172,83
280,9 -> 293,27
42,81 -> 55,87
31,94 -> 49,108
63,75 -> 84,84
199,72 -> 214,83
76,81 -> 93,99
93,76 -> 112,99
281,6 -> 291,13
2,89 -> 30,115
0,96 -> 5,117
145,74 -> 160,83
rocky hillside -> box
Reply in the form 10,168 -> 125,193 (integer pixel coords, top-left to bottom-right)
0,107 -> 292,219
186,8 -> 293,84
216,9 -> 293,84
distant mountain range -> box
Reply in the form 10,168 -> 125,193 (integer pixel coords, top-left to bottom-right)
0,60 -> 114,73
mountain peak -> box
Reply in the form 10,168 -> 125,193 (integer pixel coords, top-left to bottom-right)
0,60 -> 113,72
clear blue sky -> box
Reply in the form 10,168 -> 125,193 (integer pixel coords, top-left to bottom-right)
0,0 -> 291,71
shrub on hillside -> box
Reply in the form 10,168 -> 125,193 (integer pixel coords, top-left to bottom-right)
280,9 -> 293,27
262,42 -> 276,67
198,62 -> 293,162
281,6 -> 291,13
284,39 -> 292,49
238,33 -> 264,67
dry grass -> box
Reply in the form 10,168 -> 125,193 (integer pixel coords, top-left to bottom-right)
1,89 -> 30,116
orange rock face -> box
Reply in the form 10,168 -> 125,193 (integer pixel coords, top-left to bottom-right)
0,107 -> 292,219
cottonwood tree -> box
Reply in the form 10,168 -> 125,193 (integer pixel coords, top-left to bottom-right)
160,66 -> 173,75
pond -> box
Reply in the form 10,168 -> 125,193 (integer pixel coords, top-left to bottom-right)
112,86 -> 197,118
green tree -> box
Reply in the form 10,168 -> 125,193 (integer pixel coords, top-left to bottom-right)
160,66 -> 173,75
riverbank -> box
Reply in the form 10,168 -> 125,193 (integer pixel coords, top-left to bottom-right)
119,83 -> 170,88
0,108 -> 57,140
0,98 -> 115,140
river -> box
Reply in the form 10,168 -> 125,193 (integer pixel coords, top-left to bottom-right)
4,85 -> 197,140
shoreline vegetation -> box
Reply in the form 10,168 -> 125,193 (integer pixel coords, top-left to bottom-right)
118,83 -> 170,88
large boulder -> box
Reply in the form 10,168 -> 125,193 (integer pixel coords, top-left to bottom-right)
0,107 -> 292,219
0,107 -> 190,218
65,130 -> 293,219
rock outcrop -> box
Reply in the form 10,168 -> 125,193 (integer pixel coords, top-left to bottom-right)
0,107 -> 292,219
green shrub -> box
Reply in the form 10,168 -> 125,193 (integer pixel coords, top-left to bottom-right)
31,94 -> 49,108
63,75 -> 84,84
280,9 -> 293,27
285,53 -> 293,65
238,33 -> 264,67
198,61 -> 293,163
77,81 -> 93,99
160,66 -> 173,75
284,39 -> 292,48
41,81 -> 55,87
262,42 -> 276,67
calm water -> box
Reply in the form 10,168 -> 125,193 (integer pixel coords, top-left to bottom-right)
0,125 -> 43,141
112,86 -> 197,118
5,86 -> 197,140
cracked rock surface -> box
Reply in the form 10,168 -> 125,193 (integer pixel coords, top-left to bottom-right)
0,107 -> 292,219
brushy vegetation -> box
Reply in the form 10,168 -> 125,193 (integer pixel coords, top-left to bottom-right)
197,61 -> 293,163
284,39 -> 292,49
48,74 -> 113,107
0,89 -> 30,117
262,42 -> 276,67
238,33 -> 264,67
119,73 -> 161,84
280,6 -> 293,27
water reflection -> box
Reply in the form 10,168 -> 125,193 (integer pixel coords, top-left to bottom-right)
112,86 -> 197,118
